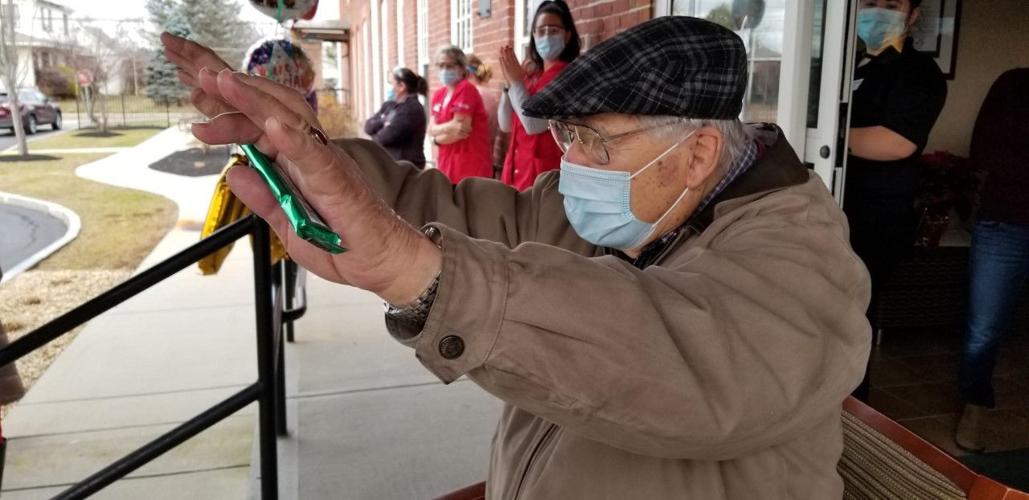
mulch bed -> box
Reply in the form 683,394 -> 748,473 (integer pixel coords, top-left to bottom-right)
148,145 -> 233,177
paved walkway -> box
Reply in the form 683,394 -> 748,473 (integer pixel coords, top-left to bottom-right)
0,128 -> 256,499
0,204 -> 66,274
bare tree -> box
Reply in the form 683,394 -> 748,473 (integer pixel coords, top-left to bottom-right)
70,19 -> 132,133
0,0 -> 31,156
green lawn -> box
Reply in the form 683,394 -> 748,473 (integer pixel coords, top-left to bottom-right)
0,155 -> 178,270
25,127 -> 165,150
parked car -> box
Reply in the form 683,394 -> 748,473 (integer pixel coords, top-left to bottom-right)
0,88 -> 62,134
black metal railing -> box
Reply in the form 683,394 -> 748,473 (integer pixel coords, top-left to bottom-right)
0,215 -> 301,499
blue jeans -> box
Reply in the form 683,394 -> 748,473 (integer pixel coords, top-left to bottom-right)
959,220 -> 1029,407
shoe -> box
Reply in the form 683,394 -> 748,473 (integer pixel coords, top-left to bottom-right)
955,403 -> 987,453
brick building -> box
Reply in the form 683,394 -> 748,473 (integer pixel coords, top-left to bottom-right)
337,0 -> 654,124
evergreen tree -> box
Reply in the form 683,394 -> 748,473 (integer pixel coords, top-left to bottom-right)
145,7 -> 190,104
181,0 -> 261,69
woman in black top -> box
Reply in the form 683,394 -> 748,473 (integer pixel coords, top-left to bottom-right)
846,0 -> 947,401
364,68 -> 429,167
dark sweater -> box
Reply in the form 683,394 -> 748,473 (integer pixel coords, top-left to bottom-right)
972,68 -> 1029,225
363,97 -> 427,167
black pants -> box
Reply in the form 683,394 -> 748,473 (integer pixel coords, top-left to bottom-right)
843,188 -> 917,401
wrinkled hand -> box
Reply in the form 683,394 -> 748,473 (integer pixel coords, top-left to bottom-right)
200,70 -> 442,304
498,45 -> 525,84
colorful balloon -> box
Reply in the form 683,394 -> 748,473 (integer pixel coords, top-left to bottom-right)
243,38 -> 316,94
248,0 -> 319,22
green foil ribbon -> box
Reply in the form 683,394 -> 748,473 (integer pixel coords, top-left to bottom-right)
239,144 -> 346,254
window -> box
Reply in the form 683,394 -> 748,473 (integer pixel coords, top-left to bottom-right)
450,0 -> 473,52
417,0 -> 428,71
40,7 -> 52,32
514,0 -> 536,57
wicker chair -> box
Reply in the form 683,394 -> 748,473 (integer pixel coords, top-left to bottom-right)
841,396 -> 1029,500
436,398 -> 1029,500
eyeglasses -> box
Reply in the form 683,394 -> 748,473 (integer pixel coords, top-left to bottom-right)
533,25 -> 565,37
548,119 -> 685,165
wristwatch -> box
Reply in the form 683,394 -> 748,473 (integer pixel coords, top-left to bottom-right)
384,227 -> 443,339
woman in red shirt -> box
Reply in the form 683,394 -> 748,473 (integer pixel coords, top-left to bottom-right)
498,0 -> 580,191
427,46 -> 492,184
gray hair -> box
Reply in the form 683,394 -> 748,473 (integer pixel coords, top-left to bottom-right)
637,115 -> 752,172
436,45 -> 468,68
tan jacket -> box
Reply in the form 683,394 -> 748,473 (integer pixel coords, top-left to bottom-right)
335,124 -> 871,499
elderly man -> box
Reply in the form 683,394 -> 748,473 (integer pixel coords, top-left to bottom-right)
164,16 -> 870,499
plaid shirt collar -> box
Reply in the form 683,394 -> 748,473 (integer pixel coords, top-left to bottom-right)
624,139 -> 760,268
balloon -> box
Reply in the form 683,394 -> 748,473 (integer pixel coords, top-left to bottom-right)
248,0 -> 319,22
242,38 -> 317,95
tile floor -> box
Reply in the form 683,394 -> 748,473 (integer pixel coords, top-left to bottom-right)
868,325 -> 1029,459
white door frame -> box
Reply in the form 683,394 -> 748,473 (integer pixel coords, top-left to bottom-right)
804,0 -> 855,192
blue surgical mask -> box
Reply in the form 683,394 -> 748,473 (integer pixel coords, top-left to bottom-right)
558,130 -> 696,249
439,68 -> 462,86
385,86 -> 396,102
534,34 -> 566,62
857,7 -> 907,51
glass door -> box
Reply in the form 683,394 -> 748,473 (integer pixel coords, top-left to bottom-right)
653,0 -> 855,193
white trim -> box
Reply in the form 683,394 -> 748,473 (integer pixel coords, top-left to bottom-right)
397,0 -> 406,67
371,0 -> 383,107
417,0 -> 429,70
777,0 -> 813,154
381,0 -> 391,70
0,191 -> 81,284
515,0 -> 530,55
652,0 -> 669,17
363,19 -> 373,118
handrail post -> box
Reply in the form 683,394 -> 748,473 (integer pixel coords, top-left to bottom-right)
285,260 -> 297,343
276,331 -> 288,436
273,262 -> 288,437
253,221 -> 278,499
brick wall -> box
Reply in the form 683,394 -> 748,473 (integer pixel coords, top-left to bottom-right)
382,0 -> 394,69
403,0 -> 418,70
468,0 -> 516,94
338,0 -> 651,122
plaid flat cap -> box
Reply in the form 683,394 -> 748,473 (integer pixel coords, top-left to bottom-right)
522,16 -> 748,120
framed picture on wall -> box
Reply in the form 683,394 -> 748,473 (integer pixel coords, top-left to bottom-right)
910,0 -> 962,79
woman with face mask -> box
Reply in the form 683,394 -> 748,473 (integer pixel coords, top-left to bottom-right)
497,0 -> 580,191
427,46 -> 493,184
364,67 -> 429,168
845,0 -> 946,401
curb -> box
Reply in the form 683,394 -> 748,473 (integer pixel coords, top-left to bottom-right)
0,191 -> 81,284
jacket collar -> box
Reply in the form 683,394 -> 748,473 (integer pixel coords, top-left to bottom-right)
688,123 -> 809,232
616,123 -> 810,268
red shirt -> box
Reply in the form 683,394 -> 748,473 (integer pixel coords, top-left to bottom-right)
501,61 -> 568,191
431,79 -> 492,184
